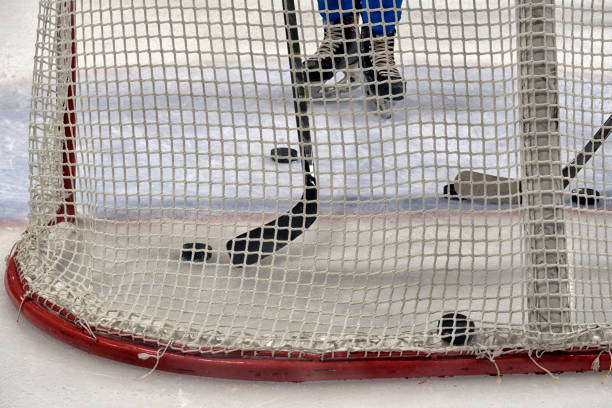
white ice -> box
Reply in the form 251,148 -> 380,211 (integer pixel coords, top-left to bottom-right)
2,1 -> 612,406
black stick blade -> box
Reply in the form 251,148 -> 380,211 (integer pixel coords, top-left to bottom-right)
226,174 -> 317,266
182,242 -> 213,262
570,188 -> 601,207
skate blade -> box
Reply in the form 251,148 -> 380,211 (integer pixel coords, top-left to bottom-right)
308,83 -> 358,101
321,70 -> 364,99
308,62 -> 363,101
364,87 -> 394,119
375,99 -> 393,119
307,84 -> 324,100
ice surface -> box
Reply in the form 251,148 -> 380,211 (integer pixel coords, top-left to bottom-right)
23,62 -> 612,219
2,0 -> 612,219
1,2 -> 612,405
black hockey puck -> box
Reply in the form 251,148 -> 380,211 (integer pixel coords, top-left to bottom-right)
438,312 -> 475,346
270,147 -> 298,163
570,188 -> 601,207
443,183 -> 459,199
182,242 -> 213,262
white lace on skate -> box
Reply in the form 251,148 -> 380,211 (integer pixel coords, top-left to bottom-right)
309,23 -> 360,99
361,35 -> 402,118
314,24 -> 345,60
372,36 -> 401,79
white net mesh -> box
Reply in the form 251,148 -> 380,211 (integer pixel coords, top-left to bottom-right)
15,0 -> 612,359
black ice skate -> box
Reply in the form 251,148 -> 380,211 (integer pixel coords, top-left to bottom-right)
304,13 -> 360,99
361,26 -> 405,116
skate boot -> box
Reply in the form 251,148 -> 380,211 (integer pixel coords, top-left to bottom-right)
304,13 -> 360,99
360,27 -> 406,116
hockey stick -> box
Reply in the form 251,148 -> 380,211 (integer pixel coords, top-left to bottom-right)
444,113 -> 612,204
225,0 -> 318,266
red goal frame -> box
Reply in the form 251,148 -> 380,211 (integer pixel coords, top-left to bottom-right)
5,255 -> 609,381
4,0 -> 611,381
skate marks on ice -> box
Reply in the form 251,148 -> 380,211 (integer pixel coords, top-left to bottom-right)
65,62 -> 612,218
0,84 -> 31,218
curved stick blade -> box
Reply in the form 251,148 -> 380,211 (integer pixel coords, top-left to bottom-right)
445,113 -> 612,202
226,173 -> 317,266
225,0 -> 318,267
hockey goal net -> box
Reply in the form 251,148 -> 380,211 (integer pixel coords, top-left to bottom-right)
4,0 -> 612,380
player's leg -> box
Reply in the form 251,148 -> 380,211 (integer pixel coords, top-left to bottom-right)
317,0 -> 354,23
304,0 -> 360,97
360,0 -> 405,108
